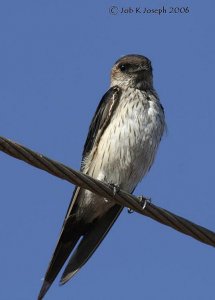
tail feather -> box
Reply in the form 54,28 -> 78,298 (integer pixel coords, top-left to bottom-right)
38,189 -> 122,300
38,187 -> 82,299
60,204 -> 122,285
38,221 -> 81,300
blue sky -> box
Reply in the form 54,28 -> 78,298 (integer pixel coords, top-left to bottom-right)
1,1 -> 215,299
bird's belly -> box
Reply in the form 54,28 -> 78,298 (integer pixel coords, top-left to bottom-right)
95,127 -> 154,192
90,105 -> 162,192
79,97 -> 164,222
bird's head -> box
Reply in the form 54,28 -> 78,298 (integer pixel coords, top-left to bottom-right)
111,54 -> 153,90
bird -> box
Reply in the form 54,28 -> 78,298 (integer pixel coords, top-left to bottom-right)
38,54 -> 165,299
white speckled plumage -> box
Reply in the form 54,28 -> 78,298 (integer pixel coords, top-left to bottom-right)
79,87 -> 165,222
38,54 -> 166,299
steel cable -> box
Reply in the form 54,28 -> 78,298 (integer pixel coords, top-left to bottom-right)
1,135 -> 215,247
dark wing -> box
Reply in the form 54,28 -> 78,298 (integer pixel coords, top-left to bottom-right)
65,85 -> 122,220
53,85 -> 122,223
82,86 -> 122,162
38,86 -> 122,299
60,204 -> 122,284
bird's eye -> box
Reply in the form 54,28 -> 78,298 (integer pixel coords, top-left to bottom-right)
119,64 -> 129,72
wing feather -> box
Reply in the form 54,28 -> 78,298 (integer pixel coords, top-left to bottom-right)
38,86 -> 122,299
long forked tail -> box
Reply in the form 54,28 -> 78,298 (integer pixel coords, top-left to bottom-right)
38,224 -> 81,300
38,187 -> 81,300
60,204 -> 122,285
38,204 -> 122,299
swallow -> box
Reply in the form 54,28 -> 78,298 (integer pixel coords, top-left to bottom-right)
38,54 -> 165,299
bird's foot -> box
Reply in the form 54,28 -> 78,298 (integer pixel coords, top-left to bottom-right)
138,195 -> 151,209
108,183 -> 120,196
104,183 -> 120,203
127,195 -> 151,214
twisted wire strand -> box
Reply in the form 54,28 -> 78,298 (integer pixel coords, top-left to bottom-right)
0,135 -> 215,247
